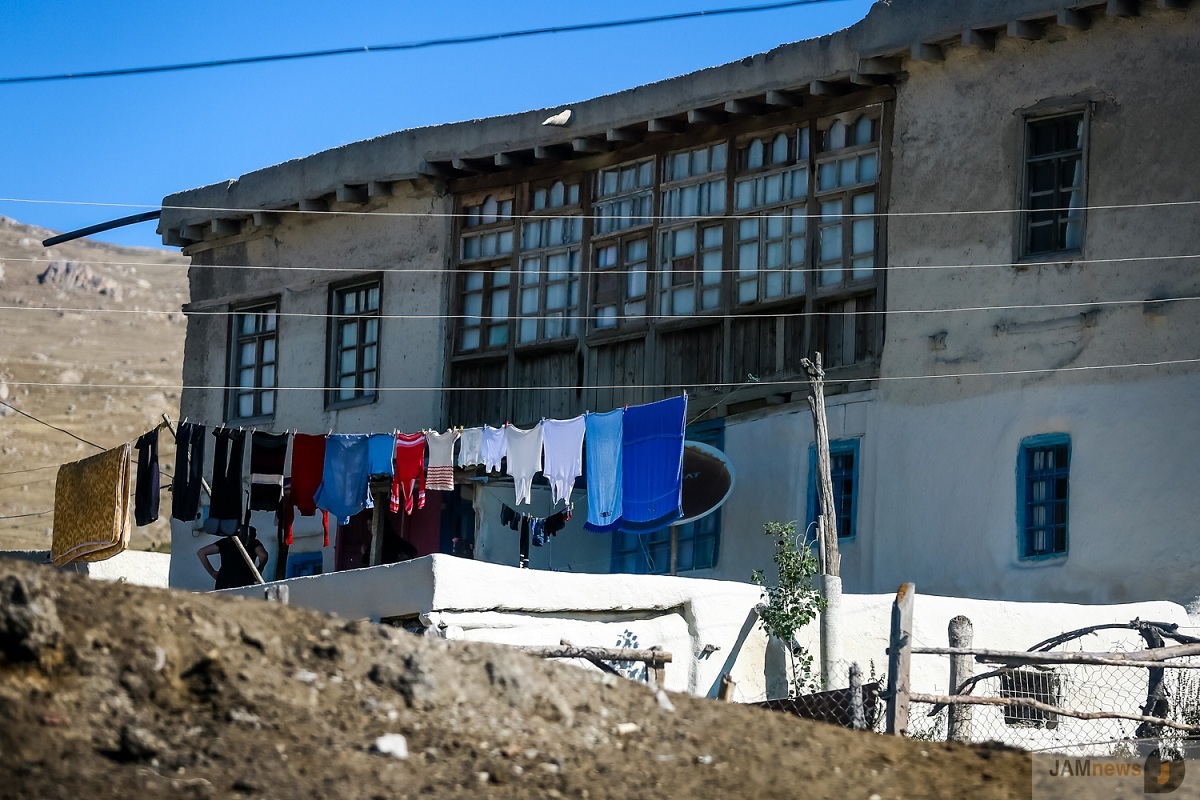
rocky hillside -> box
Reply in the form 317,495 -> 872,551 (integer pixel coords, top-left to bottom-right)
0,216 -> 189,552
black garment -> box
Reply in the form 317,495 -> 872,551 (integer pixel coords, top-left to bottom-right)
171,422 -> 206,521
519,514 -> 530,569
249,431 -> 289,511
206,429 -> 246,535
134,428 -> 160,526
214,533 -> 263,590
544,508 -> 569,535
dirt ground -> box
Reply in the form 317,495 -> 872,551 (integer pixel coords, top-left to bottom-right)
0,559 -> 1146,800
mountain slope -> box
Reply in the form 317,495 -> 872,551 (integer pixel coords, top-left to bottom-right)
0,215 -> 189,552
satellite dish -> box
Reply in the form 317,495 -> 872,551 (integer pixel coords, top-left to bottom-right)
677,440 -> 736,526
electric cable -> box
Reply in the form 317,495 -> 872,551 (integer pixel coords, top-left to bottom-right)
0,398 -> 105,450
6,250 -> 1200,276
0,0 -> 849,85
4,356 -> 1198,395
3,196 -> 1200,218
1,294 -> 1195,321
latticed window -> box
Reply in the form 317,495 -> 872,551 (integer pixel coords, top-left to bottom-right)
594,158 -> 654,236
229,301 -> 277,420
592,236 -> 649,331
458,191 -> 516,353
659,142 -> 727,316
328,280 -> 380,406
734,128 -> 810,305
1023,112 -> 1086,256
517,179 -> 582,343
1019,434 -> 1070,558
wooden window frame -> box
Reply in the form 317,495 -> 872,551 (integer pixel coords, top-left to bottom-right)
1017,433 -> 1070,561
326,276 -> 382,410
226,298 -> 279,423
1020,108 -> 1089,259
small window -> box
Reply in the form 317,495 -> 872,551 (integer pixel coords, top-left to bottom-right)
228,300 -> 278,421
1022,112 -> 1086,256
1018,434 -> 1070,559
1001,669 -> 1061,728
807,438 -> 859,540
328,279 -> 381,407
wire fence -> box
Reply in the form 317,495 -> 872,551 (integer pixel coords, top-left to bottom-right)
907,653 -> 1200,755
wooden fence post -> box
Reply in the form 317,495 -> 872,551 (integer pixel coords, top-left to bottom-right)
886,582 -> 915,735
946,615 -> 974,742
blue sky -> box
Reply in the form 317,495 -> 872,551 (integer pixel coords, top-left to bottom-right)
0,0 -> 874,249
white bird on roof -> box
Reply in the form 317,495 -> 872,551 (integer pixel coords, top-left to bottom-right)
541,109 -> 573,127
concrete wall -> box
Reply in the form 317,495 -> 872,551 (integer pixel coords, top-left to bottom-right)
1,549 -> 171,588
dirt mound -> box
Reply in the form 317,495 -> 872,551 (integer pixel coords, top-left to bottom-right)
0,560 -> 1080,799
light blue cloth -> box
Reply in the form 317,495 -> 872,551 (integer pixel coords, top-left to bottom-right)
367,433 -> 396,477
619,396 -> 686,533
584,409 -> 624,533
314,434 -> 374,524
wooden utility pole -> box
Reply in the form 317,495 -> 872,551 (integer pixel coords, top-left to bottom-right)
801,353 -> 840,577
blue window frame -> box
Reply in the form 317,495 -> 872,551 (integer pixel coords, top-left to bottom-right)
1017,433 -> 1070,559
286,552 -> 323,578
611,418 -> 724,574
807,438 -> 859,540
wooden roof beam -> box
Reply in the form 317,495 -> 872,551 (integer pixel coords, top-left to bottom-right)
418,161 -> 454,178
687,108 -> 726,126
494,151 -> 534,168
808,80 -> 845,97
298,197 -> 329,213
1107,0 -> 1140,15
335,184 -> 368,205
533,144 -> 573,161
850,71 -> 892,87
724,99 -> 766,116
961,28 -> 997,50
647,117 -> 685,134
764,89 -> 804,108
366,181 -> 394,199
1008,19 -> 1045,40
252,211 -> 281,228
856,56 -> 902,75
1056,8 -> 1092,29
182,223 -> 208,241
451,157 -> 496,174
606,127 -> 642,143
909,42 -> 945,62
211,218 -> 242,237
572,137 -> 608,154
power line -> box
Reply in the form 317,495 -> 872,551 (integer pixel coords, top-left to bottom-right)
6,250 -> 1200,276
0,399 -> 105,451
0,510 -> 52,521
0,0 -> 848,85
2,295 -> 1196,321
0,463 -> 59,477
5,356 -> 1199,394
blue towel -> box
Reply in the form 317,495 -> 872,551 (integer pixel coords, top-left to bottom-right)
314,434 -> 374,524
367,433 -> 396,476
619,396 -> 686,533
584,409 -> 624,533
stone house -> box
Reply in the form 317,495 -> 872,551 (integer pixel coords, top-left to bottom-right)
161,0 -> 1200,604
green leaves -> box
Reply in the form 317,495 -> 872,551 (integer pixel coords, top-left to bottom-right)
752,520 -> 827,697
